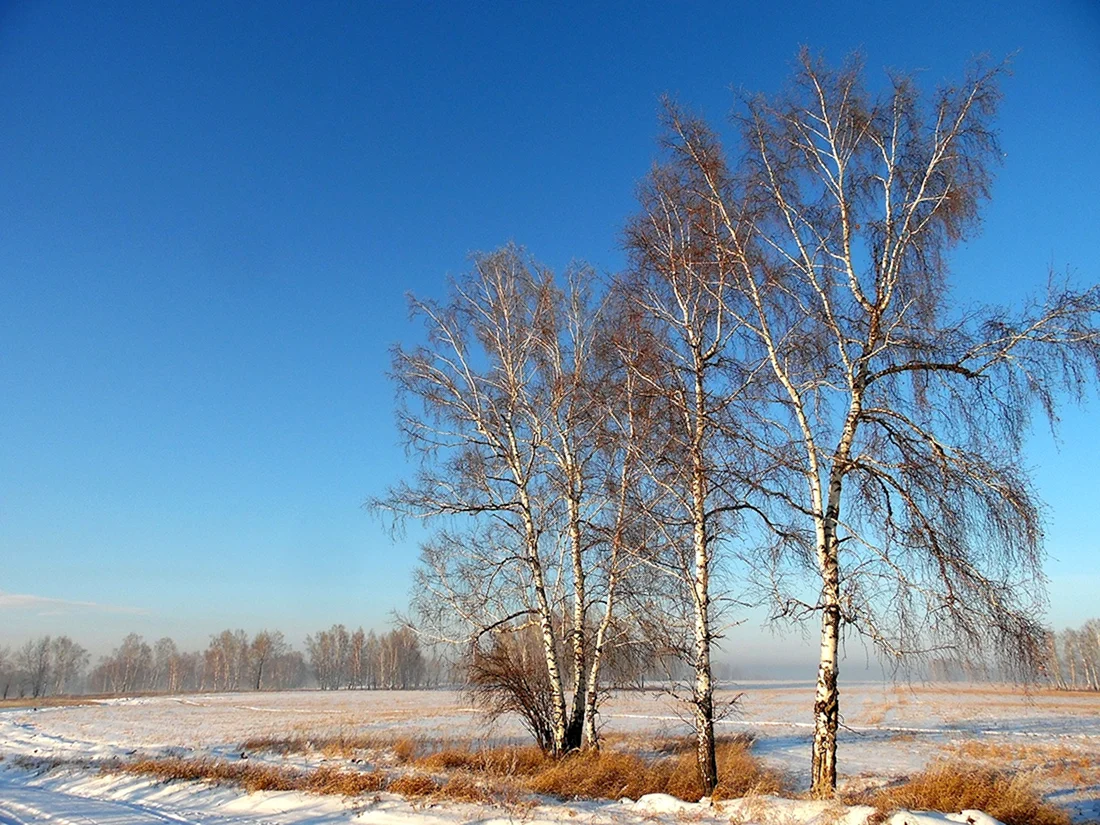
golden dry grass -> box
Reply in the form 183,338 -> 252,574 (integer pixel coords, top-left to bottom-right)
526,739 -> 789,802
121,757 -> 389,795
388,772 -> 441,797
415,744 -> 550,777
125,735 -> 787,804
849,762 -> 1070,825
240,731 -> 394,758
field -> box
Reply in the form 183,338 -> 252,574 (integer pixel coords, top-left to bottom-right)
1,682 -> 1097,824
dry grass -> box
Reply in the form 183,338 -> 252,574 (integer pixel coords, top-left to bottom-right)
849,762 -> 1070,825
436,773 -> 497,804
122,757 -> 387,796
241,731 -> 428,763
127,734 -> 786,805
527,739 -> 789,802
942,739 -> 1100,787
392,736 -> 419,763
388,772 -> 441,797
240,732 -> 393,758
415,745 -> 550,777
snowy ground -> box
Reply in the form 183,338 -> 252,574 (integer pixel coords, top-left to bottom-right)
1,682 -> 1097,824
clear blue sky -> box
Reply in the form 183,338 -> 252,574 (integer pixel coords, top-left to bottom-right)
1,1 -> 1097,662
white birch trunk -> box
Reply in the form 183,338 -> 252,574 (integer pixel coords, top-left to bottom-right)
520,499 -> 569,755
691,366 -> 718,793
810,400 -> 860,798
566,484 -> 588,751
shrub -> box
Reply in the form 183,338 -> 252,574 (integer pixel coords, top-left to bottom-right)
856,762 -> 1069,825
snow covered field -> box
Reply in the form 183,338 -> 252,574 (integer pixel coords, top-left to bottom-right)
1,682 -> 1097,824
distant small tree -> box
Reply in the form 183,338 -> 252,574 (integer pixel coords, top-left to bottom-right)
153,637 -> 182,693
49,636 -> 89,695
306,624 -> 351,689
0,646 -> 11,699
16,636 -> 52,698
249,630 -> 288,690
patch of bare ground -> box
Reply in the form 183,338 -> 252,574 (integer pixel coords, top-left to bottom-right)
0,696 -> 105,710
844,762 -> 1070,825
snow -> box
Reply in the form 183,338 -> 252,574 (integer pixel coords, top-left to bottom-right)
1,682 -> 1096,824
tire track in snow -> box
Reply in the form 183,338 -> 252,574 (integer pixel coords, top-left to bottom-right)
0,784 -> 266,825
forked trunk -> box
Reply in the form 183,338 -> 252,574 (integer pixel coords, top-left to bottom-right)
532,567 -> 569,755
521,499 -> 569,755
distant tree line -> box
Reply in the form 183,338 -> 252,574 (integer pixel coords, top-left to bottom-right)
304,624 -> 448,690
0,625 -> 440,698
0,636 -> 89,699
1041,619 -> 1100,691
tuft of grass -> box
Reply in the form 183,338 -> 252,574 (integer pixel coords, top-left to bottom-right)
123,758 -> 300,793
388,772 -> 440,797
434,773 -> 496,804
852,762 -> 1070,825
303,765 -> 386,795
392,736 -> 420,763
415,744 -> 550,777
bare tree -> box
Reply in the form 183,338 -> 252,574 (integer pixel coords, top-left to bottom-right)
645,51 -> 1100,795
0,646 -> 13,699
381,247 -> 571,751
250,630 -> 288,691
380,246 -> 640,753
90,633 -> 153,694
153,637 -> 182,693
623,145 -> 768,791
16,637 -> 52,698
306,624 -> 351,690
1048,619 -> 1100,691
49,636 -> 89,695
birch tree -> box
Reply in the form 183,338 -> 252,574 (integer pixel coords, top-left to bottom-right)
380,246 -> 572,752
250,630 -> 288,690
646,51 -> 1100,795
623,157 -> 768,792
49,636 -> 89,695
380,246 -> 640,753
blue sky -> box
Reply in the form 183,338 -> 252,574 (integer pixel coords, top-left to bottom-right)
1,1 -> 1097,665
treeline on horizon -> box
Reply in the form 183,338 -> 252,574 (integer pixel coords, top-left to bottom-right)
1042,619 -> 1100,691
0,625 -> 446,699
